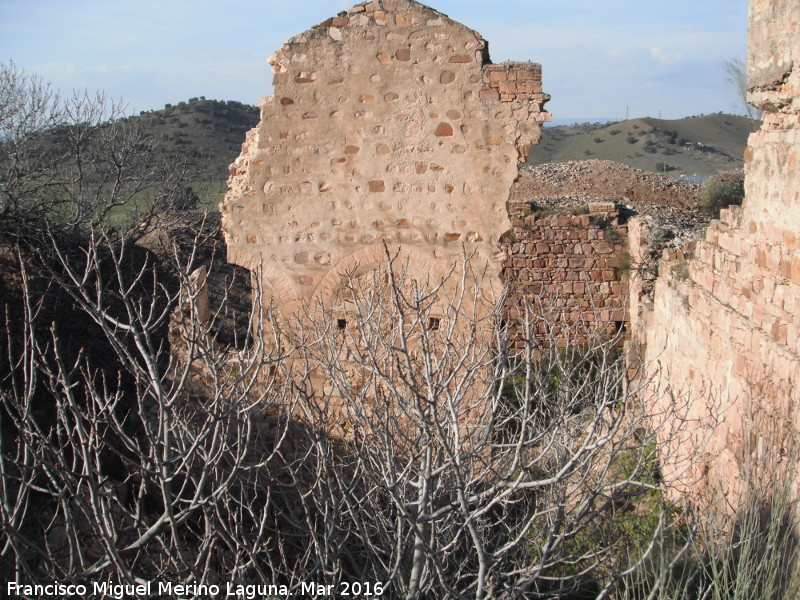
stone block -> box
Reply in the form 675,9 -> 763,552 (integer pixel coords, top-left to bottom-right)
497,81 -> 516,94
792,256 -> 800,284
434,122 -> 454,137
588,201 -> 616,214
771,320 -> 788,345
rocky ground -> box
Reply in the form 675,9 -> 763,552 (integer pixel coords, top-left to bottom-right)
510,159 -> 709,235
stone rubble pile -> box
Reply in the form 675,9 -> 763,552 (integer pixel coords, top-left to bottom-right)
510,159 -> 709,236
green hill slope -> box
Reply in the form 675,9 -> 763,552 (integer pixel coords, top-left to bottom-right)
527,114 -> 756,176
132,98 -> 260,181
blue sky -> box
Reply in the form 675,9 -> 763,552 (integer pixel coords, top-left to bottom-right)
1,0 -> 748,121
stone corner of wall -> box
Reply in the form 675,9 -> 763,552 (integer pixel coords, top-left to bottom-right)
479,61 -> 549,108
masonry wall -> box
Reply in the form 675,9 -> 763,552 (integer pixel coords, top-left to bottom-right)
503,201 -> 629,349
221,0 -> 550,319
641,0 -> 800,503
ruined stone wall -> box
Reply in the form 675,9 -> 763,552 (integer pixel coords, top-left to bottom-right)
744,0 -> 800,232
503,202 -> 629,349
641,0 -> 800,503
221,0 -> 550,320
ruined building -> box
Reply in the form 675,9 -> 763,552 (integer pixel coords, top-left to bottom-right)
638,0 -> 800,502
221,0 -> 550,324
221,0 -> 799,504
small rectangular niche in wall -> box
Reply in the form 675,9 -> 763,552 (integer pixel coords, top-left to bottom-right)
428,317 -> 440,331
337,318 -> 347,330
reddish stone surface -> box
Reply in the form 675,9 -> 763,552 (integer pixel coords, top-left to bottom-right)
639,0 -> 800,508
502,203 -> 630,349
222,0 -> 550,323
434,122 -> 454,137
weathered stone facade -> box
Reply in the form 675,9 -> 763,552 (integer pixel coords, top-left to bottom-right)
639,0 -> 800,503
222,0 -> 550,320
503,201 -> 630,349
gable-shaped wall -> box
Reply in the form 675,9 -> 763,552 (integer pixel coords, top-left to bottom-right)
221,0 -> 550,319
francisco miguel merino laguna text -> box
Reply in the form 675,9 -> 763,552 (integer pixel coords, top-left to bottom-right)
7,579 -> 385,598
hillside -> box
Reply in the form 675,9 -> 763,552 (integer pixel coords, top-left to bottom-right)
527,114 -> 757,176
128,98 -> 259,183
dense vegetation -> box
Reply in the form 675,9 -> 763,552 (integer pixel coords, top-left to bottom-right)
131,98 -> 259,182
698,173 -> 746,217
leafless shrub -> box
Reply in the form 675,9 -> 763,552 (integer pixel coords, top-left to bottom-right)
721,57 -> 762,125
0,225 -> 702,599
0,61 -> 202,240
1,61 -> 712,600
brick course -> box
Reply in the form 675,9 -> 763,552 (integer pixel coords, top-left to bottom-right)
640,0 -> 800,505
503,201 -> 629,349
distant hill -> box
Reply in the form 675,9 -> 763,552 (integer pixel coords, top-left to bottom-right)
130,97 -> 259,184
527,114 -> 757,176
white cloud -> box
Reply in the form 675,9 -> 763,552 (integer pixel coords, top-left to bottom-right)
650,46 -> 685,64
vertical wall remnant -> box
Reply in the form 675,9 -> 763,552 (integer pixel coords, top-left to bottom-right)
221,0 -> 550,320
503,201 -> 630,350
641,0 -> 800,504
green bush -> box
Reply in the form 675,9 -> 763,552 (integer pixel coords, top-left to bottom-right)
698,174 -> 745,218
619,449 -> 800,600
